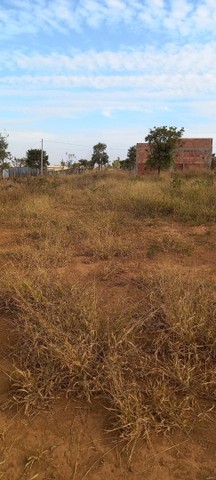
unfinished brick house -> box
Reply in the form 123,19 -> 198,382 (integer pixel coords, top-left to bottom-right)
136,138 -> 213,174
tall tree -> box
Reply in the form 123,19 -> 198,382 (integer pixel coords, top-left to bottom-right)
0,132 -> 11,172
91,143 -> 109,169
25,149 -> 49,170
126,145 -> 136,170
120,145 -> 136,170
145,126 -> 184,175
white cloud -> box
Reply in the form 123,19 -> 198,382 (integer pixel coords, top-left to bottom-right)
1,40 -> 216,129
2,42 -> 216,76
1,0 -> 216,40
1,70 -> 215,97
102,109 -> 112,117
0,82 -> 174,122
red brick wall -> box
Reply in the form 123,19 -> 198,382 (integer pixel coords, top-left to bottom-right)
136,138 -> 213,174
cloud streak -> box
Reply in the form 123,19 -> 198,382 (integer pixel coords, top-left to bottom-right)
1,43 -> 216,74
1,42 -> 216,104
1,72 -> 215,96
1,0 -> 216,41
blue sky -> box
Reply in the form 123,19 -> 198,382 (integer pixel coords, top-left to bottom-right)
1,0 -> 216,164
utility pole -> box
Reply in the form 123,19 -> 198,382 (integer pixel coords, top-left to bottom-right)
41,138 -> 43,175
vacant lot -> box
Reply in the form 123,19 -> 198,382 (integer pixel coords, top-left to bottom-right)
0,170 -> 216,479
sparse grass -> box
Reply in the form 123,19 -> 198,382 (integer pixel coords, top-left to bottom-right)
103,266 -> 216,443
1,169 -> 216,228
146,234 -> 194,258
0,263 -> 216,446
1,170 -> 216,449
0,266 -> 102,412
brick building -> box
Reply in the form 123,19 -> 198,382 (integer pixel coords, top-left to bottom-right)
136,138 -> 213,175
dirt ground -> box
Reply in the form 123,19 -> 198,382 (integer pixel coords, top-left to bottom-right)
1,221 -> 216,479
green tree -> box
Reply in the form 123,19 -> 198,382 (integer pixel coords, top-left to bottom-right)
145,126 -> 184,175
25,149 -> 49,170
0,132 -> 11,172
121,145 -> 136,170
79,159 -> 92,170
126,145 -> 136,169
91,143 -> 109,169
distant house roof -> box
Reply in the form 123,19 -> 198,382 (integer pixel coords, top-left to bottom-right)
47,165 -> 69,172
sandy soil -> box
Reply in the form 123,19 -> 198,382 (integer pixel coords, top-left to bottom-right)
0,222 -> 216,479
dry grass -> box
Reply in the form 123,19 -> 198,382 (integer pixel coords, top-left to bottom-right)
0,170 -> 216,448
146,233 -> 194,258
1,264 -> 216,446
0,266 -> 102,411
1,169 -> 216,227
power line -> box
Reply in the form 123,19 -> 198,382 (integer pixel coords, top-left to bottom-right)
43,139 -> 127,150
44,139 -> 91,148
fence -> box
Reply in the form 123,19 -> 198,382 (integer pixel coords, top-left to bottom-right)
2,167 -> 39,178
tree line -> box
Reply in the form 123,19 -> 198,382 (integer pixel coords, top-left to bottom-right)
0,135 -> 138,173
0,134 -> 50,172
0,126 -> 190,175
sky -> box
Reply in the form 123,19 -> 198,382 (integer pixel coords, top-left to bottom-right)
1,0 -> 216,165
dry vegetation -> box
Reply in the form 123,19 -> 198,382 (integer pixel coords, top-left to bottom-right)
0,169 -> 216,457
